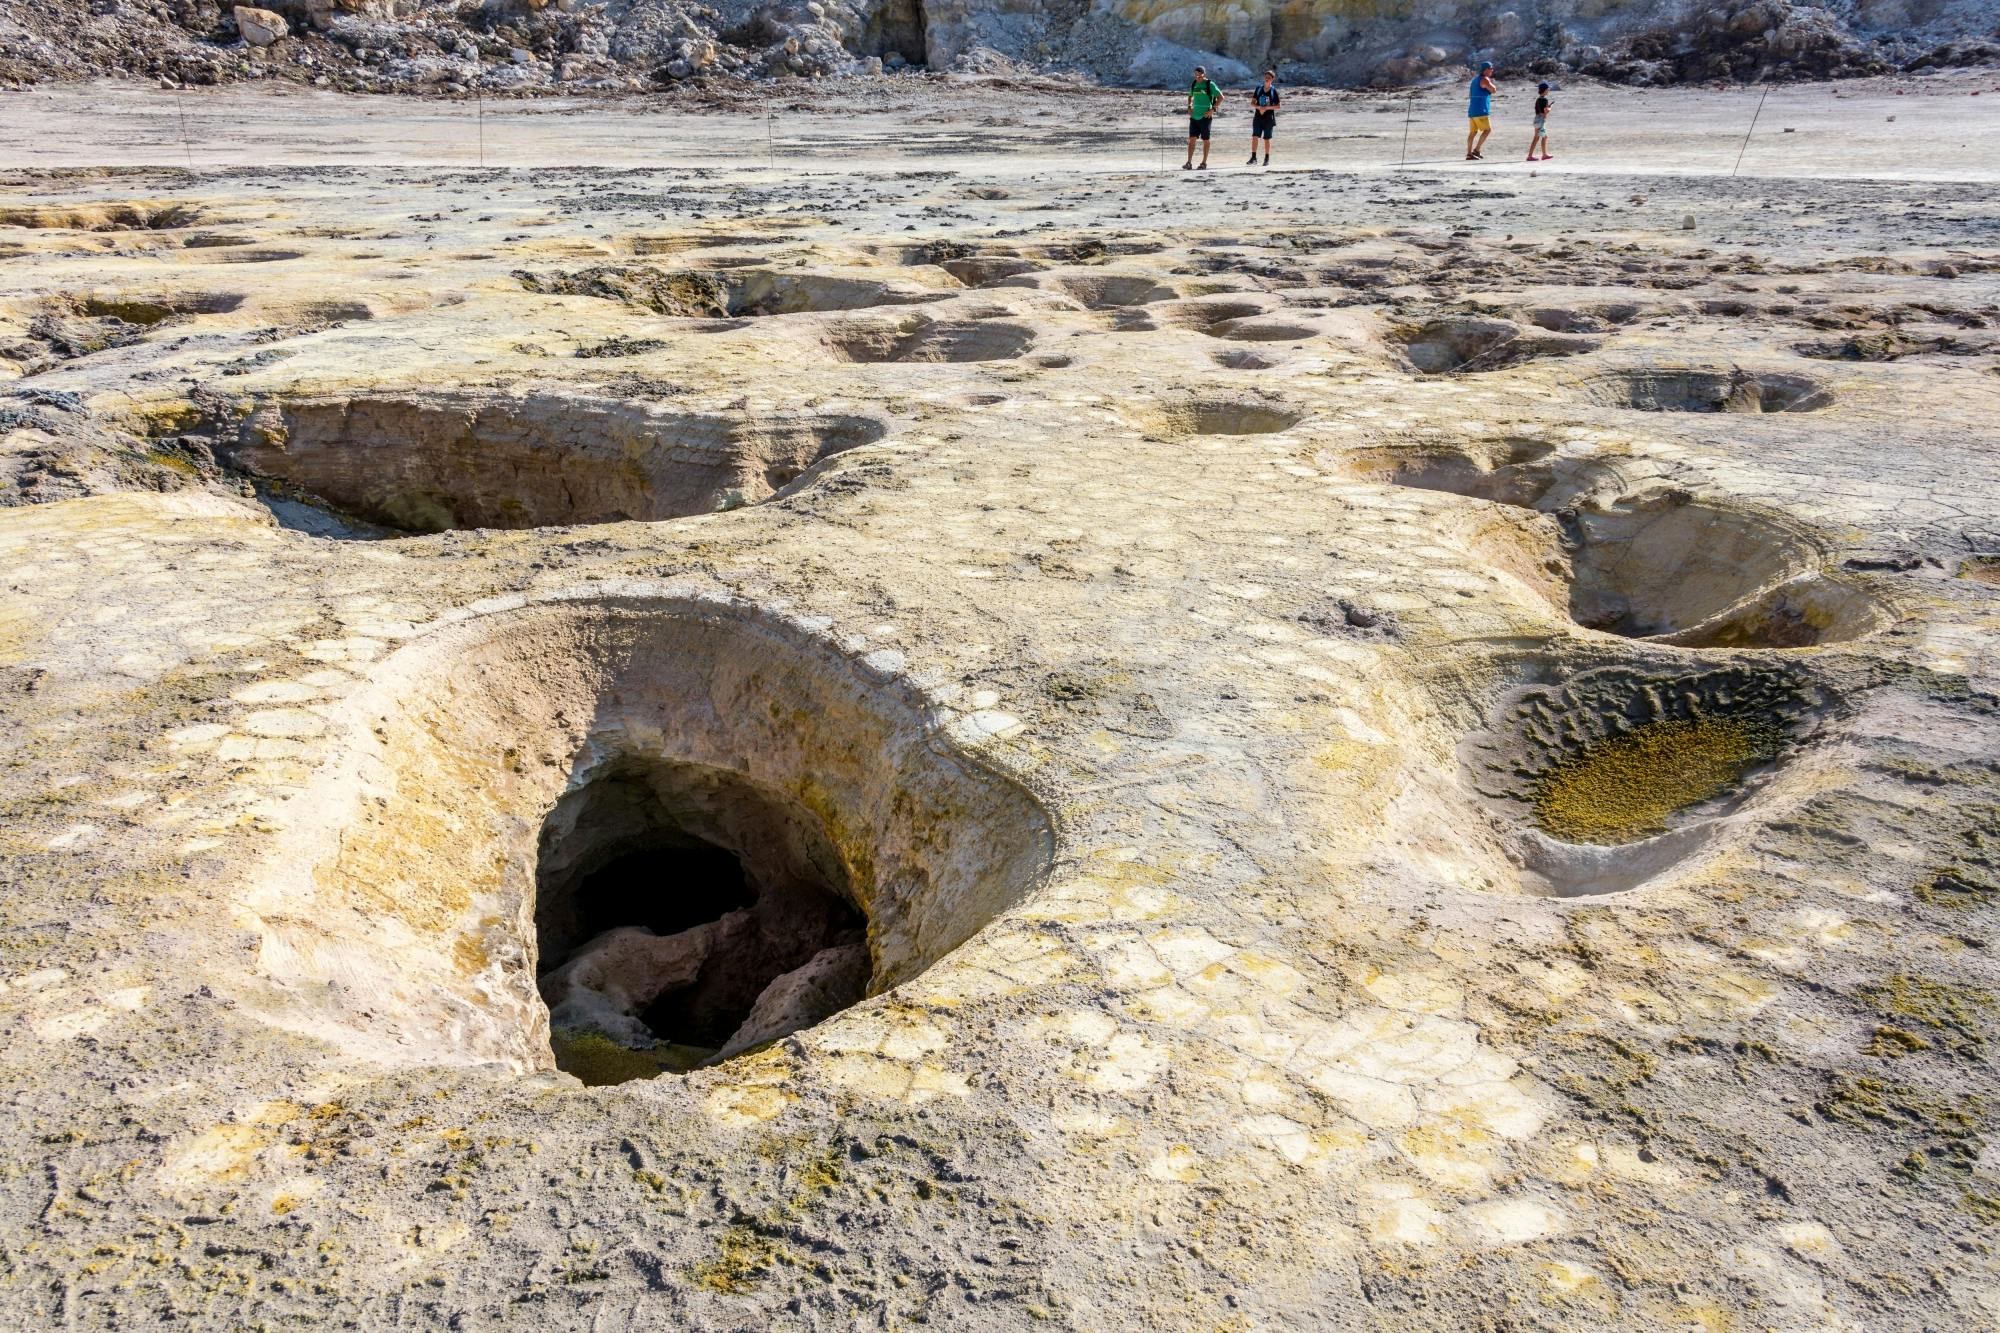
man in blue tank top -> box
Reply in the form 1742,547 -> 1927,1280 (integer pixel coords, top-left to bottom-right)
1466,61 -> 1496,161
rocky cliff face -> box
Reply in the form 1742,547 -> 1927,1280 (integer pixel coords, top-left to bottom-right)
0,0 -> 1994,92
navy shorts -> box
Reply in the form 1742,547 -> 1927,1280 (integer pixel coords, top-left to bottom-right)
1188,116 -> 1212,140
1252,111 -> 1276,139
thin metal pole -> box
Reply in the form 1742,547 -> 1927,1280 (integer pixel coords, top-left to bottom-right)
474,49 -> 486,168
1731,85 -> 1770,178
1399,88 -> 1415,167
765,108 -> 775,169
171,80 -> 194,170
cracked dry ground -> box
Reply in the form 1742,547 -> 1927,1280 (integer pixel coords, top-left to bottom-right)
1,158 -> 1999,1331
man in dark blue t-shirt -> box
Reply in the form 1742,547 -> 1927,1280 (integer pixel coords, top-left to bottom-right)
1246,69 -> 1280,168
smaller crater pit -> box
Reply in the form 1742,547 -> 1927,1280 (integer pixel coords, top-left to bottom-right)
1393,317 -> 1598,375
205,388 -> 887,534
0,201 -> 202,231
518,265 -> 940,318
1584,367 -> 1832,413
1132,397 -> 1303,438
939,256 -> 1044,288
822,316 -> 1034,364
1155,300 -> 1268,336
1047,274 -> 1176,309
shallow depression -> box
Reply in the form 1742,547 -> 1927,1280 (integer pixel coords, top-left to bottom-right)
1131,397 -> 1303,437
821,315 -> 1034,364
1351,442 -> 1889,648
1393,317 -> 1598,374
205,388 -> 888,533
1583,367 -> 1833,413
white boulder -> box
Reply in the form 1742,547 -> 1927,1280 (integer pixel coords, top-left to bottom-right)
233,5 -> 289,46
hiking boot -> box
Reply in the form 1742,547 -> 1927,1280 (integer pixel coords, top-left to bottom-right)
1181,161 -> 1192,170
1247,154 -> 1258,165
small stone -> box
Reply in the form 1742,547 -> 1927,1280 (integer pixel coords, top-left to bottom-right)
1681,215 -> 1696,230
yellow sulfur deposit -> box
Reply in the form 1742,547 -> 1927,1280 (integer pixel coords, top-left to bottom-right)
1533,719 -> 1769,844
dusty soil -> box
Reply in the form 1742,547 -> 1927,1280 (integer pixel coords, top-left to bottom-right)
1,75 -> 1999,1330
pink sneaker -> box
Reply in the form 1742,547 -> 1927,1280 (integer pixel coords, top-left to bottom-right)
1539,154 -> 1553,161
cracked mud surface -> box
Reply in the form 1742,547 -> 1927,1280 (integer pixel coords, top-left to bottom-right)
2,80 -> 2000,1331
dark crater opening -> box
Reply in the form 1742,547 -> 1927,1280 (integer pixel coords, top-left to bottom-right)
536,757 -> 869,1083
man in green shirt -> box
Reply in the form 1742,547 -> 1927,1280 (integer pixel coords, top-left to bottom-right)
1184,65 -> 1223,170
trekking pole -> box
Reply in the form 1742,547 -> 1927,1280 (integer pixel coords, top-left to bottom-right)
1731,84 -> 1770,178
1399,88 -> 1414,167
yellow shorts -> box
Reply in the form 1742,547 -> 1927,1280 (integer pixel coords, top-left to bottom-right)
1468,115 -> 1491,132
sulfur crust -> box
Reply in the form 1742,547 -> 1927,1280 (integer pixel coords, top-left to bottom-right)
1532,718 -> 1774,844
